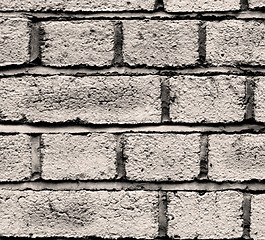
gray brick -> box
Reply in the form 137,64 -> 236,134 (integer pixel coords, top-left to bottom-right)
249,0 -> 265,9
0,75 -> 161,124
253,77 -> 265,122
0,190 -> 159,238
251,194 -> 265,240
123,20 -> 200,67
206,20 -> 265,66
169,75 -> 246,123
167,191 -> 243,239
124,134 -> 201,181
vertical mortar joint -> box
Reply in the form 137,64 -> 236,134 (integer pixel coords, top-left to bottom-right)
158,191 -> 168,238
113,21 -> 124,67
30,134 -> 41,181
29,22 -> 41,64
155,0 -> 165,11
161,78 -> 171,123
245,77 -> 255,121
242,192 -> 251,239
115,134 -> 126,180
198,134 -> 209,180
240,0 -> 249,11
198,21 -> 206,65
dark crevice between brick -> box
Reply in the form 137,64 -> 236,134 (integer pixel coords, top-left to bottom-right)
198,21 -> 206,65
197,134 -> 209,180
29,22 -> 41,65
115,134 -> 126,180
242,192 -> 251,239
240,0 -> 249,11
161,78 -> 171,123
154,0 -> 165,11
244,78 -> 255,121
158,191 -> 168,239
113,21 -> 124,67
30,134 -> 41,181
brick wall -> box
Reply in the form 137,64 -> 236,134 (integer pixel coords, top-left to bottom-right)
0,1 -> 265,240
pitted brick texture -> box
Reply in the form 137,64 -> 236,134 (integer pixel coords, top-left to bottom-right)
0,18 -> 31,66
253,77 -> 265,122
41,21 -> 114,67
208,134 -> 265,182
0,0 -> 156,11
167,191 -> 243,239
249,0 -> 265,9
169,75 -> 246,123
206,20 -> 265,66
0,190 -> 159,238
123,20 -> 200,67
42,133 -> 117,180
123,134 -> 201,181
251,194 -> 265,240
0,75 -> 161,124
0,134 -> 31,182
164,0 -> 241,12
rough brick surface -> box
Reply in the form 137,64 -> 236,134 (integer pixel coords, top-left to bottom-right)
164,0 -> 241,12
0,75 -> 161,124
169,75 -> 246,123
42,133 -> 117,180
41,21 -> 114,67
123,20 -> 200,67
0,134 -> 31,182
206,20 -> 265,66
123,134 -> 200,181
167,191 -> 243,239
0,190 -> 158,238
208,134 -> 265,181
0,18 -> 31,66
251,194 -> 265,240
0,0 -> 156,11
253,77 -> 265,122
249,0 -> 265,9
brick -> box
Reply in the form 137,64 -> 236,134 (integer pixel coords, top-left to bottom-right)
42,133 -> 117,180
123,134 -> 200,181
164,0 -> 240,12
251,194 -> 265,240
41,21 -> 114,67
169,75 -> 246,123
0,75 -> 161,124
249,0 -> 265,9
253,77 -> 265,122
123,20 -> 200,67
0,190 -> 158,238
0,134 -> 31,182
0,18 -> 31,66
0,0 -> 156,11
208,134 -> 265,181
167,191 -> 243,239
206,20 -> 265,66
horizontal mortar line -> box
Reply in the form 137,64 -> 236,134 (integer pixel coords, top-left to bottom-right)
1,10 -> 265,20
1,180 -> 265,192
1,123 -> 265,134
1,66 -> 265,77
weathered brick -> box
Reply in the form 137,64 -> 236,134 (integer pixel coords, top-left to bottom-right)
206,20 -> 265,66
42,133 -> 117,180
251,194 -> 265,240
0,0 -> 156,11
167,191 -> 243,239
0,134 -> 31,182
123,134 -> 200,181
123,20 -> 200,67
0,190 -> 158,238
0,75 -> 161,124
41,21 -> 114,67
208,134 -> 265,181
253,77 -> 265,122
164,0 -> 240,12
169,75 -> 246,123
249,0 -> 265,9
0,18 -> 31,66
